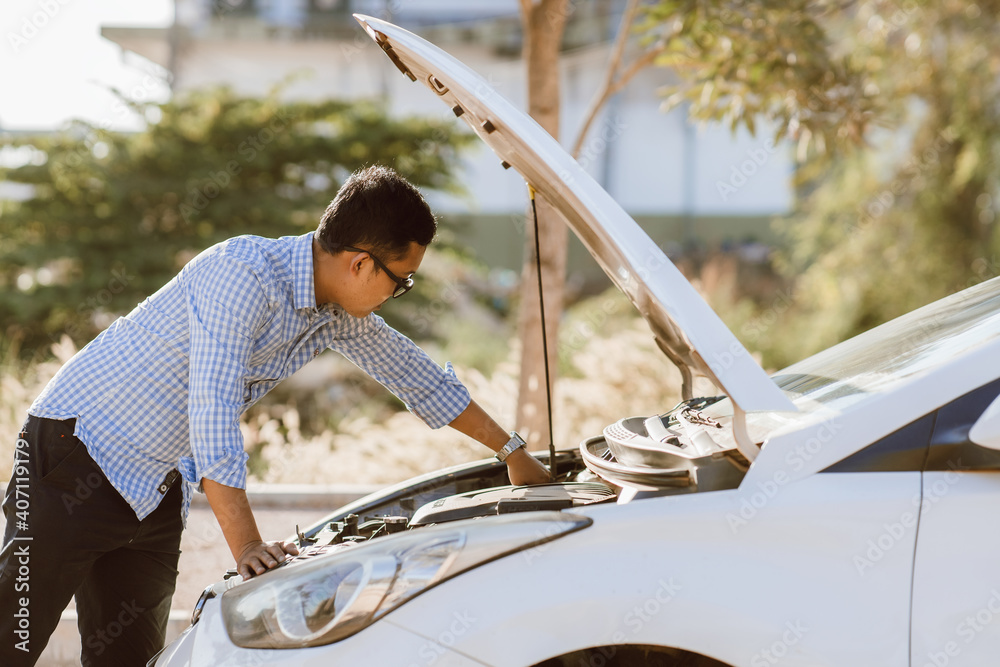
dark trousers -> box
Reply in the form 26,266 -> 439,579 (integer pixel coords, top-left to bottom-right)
0,416 -> 183,666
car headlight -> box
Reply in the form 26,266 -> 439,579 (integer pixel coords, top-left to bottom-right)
221,511 -> 591,649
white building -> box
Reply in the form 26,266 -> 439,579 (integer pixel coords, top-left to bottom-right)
102,0 -> 793,280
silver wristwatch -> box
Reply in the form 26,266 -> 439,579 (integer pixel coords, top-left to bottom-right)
495,431 -> 526,462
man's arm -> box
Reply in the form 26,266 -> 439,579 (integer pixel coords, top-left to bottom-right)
203,479 -> 299,580
183,251 -> 296,579
448,399 -> 551,486
332,316 -> 550,484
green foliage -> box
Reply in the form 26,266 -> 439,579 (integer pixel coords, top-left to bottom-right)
0,88 -> 475,353
639,0 -> 883,157
642,1 -> 1000,366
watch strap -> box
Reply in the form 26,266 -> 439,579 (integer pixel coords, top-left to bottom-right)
495,431 -> 526,462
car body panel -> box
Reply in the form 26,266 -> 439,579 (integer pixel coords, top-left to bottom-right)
744,337 -> 1000,487
173,596 -> 489,667
910,471 -> 1000,667
366,473 -> 917,667
353,14 -> 795,416
177,472 -> 917,667
969,392 -> 1000,450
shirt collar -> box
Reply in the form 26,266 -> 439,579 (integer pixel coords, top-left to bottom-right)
291,231 -> 318,311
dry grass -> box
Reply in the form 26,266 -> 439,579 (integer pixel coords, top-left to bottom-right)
0,336 -> 76,479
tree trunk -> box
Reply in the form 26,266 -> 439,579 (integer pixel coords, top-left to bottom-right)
516,0 -> 569,449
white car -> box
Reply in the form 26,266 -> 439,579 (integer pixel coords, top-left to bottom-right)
152,15 -> 1000,667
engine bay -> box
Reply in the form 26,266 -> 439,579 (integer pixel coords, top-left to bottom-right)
199,397 -> 751,606
280,397 -> 748,561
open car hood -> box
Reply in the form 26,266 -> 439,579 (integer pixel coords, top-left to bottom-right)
356,15 -> 795,416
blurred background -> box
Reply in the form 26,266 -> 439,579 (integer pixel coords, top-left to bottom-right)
3,2 -> 1000,660
1,0 -> 999,485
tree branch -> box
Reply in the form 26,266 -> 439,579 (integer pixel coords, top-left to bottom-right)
570,0 -> 666,158
608,41 -> 667,97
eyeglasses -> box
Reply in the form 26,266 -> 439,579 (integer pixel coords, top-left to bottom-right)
336,245 -> 414,298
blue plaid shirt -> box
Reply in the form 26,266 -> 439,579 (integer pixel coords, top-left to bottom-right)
29,232 -> 471,520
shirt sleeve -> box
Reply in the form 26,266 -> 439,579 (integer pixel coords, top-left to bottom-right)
177,254 -> 271,491
332,314 -> 471,429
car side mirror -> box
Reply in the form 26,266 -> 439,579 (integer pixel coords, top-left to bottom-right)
969,393 -> 1000,451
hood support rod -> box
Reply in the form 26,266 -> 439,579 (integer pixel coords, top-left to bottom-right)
528,184 -> 558,482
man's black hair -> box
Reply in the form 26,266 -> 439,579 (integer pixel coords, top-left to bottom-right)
315,165 -> 436,265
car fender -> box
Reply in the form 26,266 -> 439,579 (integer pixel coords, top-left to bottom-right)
382,472 -> 918,667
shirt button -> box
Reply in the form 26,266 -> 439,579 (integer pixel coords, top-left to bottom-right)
313,348 -> 320,356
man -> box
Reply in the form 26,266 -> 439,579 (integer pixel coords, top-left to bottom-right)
0,165 -> 550,665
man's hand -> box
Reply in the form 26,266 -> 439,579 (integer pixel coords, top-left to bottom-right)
237,539 -> 300,580
505,448 -> 552,486
202,479 -> 303,581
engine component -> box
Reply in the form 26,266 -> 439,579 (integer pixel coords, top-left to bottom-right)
581,436 -> 745,497
409,482 -> 615,526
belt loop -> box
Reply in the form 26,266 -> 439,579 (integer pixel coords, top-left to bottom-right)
157,469 -> 181,494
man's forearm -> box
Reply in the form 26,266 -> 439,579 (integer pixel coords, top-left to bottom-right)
202,478 -> 263,562
448,399 -> 552,485
447,399 -> 510,452
203,477 -> 299,579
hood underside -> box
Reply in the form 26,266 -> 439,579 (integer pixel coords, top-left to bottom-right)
355,15 -> 795,416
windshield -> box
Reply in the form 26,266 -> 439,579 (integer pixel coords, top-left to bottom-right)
701,277 -> 1000,445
